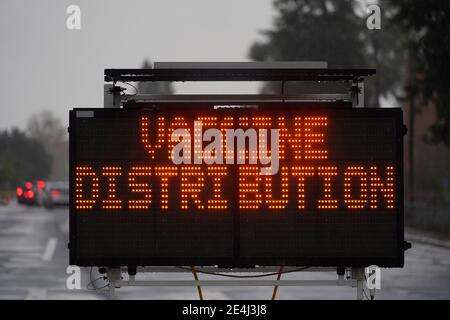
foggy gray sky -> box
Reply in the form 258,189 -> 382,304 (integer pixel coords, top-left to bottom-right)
0,0 -> 273,130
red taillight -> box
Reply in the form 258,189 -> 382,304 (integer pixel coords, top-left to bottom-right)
25,182 -> 33,190
51,189 -> 61,197
16,187 -> 23,197
37,180 -> 46,189
25,190 -> 34,199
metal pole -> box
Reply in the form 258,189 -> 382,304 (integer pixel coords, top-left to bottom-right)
358,81 -> 365,107
107,268 -> 121,300
350,79 -> 365,108
357,280 -> 364,300
104,83 -> 121,108
109,281 -> 115,299
352,268 -> 365,300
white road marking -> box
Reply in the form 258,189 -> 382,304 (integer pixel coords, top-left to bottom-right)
25,288 -> 47,300
41,237 -> 58,261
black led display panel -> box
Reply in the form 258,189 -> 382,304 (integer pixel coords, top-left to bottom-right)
69,103 -> 404,267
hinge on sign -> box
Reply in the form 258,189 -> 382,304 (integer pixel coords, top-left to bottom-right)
404,241 -> 412,251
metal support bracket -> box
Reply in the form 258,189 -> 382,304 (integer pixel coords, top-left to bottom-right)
350,79 -> 365,108
351,268 -> 365,300
107,268 -> 122,299
104,267 -> 375,300
104,83 -> 122,108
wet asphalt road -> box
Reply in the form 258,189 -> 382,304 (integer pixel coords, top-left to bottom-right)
0,202 -> 448,300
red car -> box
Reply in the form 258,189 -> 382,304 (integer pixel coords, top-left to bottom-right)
16,181 -> 37,205
16,180 -> 46,206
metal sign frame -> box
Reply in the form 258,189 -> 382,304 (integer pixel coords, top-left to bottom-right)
70,62 -> 408,300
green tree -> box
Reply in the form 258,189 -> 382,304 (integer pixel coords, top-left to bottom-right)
363,1 -> 406,106
389,0 -> 450,145
249,0 -> 367,96
0,128 -> 52,190
248,0 -> 404,107
26,110 -> 69,181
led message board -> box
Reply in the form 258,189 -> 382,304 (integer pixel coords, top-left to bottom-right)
69,103 -> 404,267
